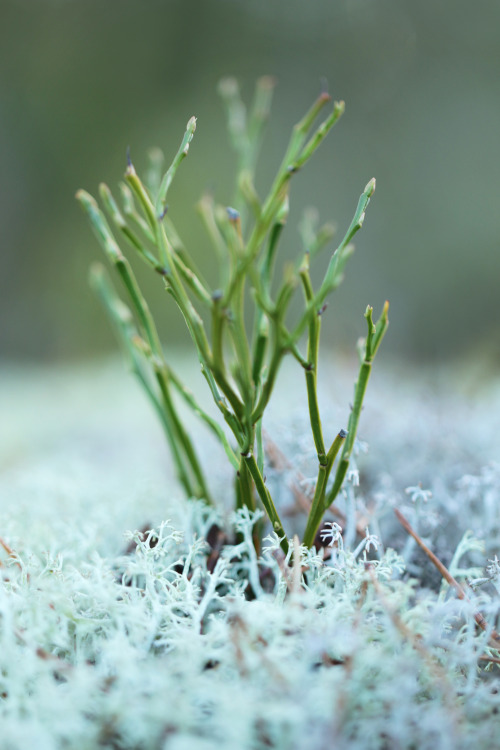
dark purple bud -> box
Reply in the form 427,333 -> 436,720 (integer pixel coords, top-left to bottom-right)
318,303 -> 328,316
226,207 -> 240,222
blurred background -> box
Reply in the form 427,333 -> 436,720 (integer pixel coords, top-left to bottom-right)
1,0 -> 499,365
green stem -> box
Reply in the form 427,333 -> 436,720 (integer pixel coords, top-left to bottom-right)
78,190 -> 212,503
256,419 -> 264,475
243,452 -> 288,554
154,369 -> 211,502
300,260 -> 326,462
251,342 -> 284,424
164,215 -> 211,292
302,429 -> 347,547
291,178 -> 376,345
119,182 -> 155,243
237,455 -> 256,513
167,370 -> 239,472
155,117 -> 197,218
228,271 -> 253,411
323,302 -> 389,510
88,263 -> 199,499
251,313 -> 269,389
224,92 -> 343,305
99,183 -> 166,275
125,163 -> 157,232
199,364 -> 244,445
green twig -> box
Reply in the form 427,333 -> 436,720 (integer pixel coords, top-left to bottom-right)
243,452 -> 288,554
324,301 -> 390,510
78,80 -> 388,554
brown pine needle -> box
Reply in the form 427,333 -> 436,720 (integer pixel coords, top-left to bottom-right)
394,508 -> 500,643
0,536 -> 23,571
478,655 -> 500,664
368,567 -> 459,717
0,536 -> 15,557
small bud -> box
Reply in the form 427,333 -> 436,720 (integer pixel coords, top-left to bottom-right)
131,334 -> 150,354
256,75 -> 276,92
334,100 -> 345,116
339,429 -> 348,439
276,195 -> 289,224
217,77 -> 239,98
364,178 -> 376,197
226,207 -> 240,222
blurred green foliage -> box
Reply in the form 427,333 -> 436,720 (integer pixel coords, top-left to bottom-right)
1,0 -> 499,362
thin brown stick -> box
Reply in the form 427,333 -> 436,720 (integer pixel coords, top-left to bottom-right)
478,655 -> 500,664
0,536 -> 23,571
368,567 -> 459,720
270,541 -> 308,595
0,537 -> 15,556
394,508 -> 500,643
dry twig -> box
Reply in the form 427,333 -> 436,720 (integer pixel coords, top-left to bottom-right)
394,508 -> 500,644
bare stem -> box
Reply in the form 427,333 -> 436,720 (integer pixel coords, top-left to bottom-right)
78,80 -> 386,554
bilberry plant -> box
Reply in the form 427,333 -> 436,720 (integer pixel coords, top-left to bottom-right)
77,78 -> 388,551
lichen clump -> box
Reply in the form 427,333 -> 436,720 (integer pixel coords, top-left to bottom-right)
1,483 -> 500,749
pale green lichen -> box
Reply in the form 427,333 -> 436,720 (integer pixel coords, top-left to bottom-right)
1,416 -> 500,749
